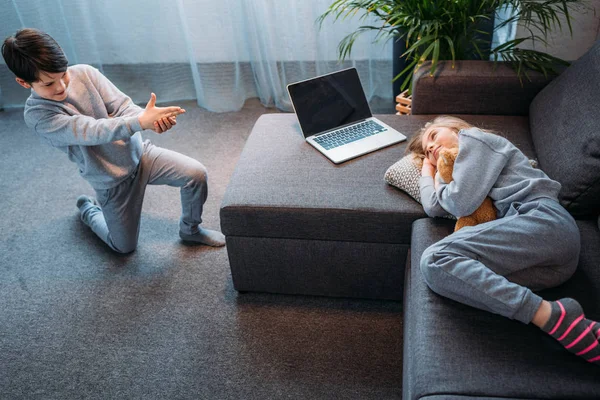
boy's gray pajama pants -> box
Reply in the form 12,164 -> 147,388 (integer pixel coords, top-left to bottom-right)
420,198 -> 580,324
86,140 -> 208,253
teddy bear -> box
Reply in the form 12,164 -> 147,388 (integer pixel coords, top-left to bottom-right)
436,147 -> 497,231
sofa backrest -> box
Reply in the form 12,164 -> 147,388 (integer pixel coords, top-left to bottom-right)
411,60 -> 553,115
529,39 -> 600,218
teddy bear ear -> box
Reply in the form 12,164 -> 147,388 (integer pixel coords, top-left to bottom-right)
439,148 -> 454,162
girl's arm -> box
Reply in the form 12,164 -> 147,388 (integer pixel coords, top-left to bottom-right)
420,158 -> 449,217
420,175 -> 451,217
436,133 -> 508,217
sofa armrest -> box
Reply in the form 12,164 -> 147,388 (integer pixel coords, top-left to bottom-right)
410,60 -> 558,116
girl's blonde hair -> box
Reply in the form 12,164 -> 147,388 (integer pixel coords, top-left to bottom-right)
406,115 -> 493,168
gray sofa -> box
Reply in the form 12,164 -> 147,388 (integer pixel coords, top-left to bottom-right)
220,38 -> 600,398
404,40 -> 600,399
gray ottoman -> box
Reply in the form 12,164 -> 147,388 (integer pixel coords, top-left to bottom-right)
220,113 -> 431,300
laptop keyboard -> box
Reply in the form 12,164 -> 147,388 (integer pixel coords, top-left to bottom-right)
313,120 -> 386,150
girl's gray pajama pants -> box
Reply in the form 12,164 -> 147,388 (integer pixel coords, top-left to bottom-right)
420,198 -> 580,324
85,140 -> 208,253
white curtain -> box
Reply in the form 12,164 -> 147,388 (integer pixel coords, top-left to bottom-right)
0,0 -> 514,112
493,4 -> 518,57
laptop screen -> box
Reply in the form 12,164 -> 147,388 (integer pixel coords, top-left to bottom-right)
287,68 -> 372,137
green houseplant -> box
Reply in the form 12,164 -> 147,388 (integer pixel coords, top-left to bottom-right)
318,0 -> 585,92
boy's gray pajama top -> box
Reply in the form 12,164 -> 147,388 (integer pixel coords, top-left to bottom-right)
24,64 -> 208,252
419,128 -> 580,324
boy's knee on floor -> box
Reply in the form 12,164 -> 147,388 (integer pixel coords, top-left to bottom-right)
110,238 -> 138,254
112,244 -> 137,254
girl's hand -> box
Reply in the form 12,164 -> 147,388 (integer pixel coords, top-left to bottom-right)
421,158 -> 436,178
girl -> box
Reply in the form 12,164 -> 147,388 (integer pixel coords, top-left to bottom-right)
407,115 -> 600,366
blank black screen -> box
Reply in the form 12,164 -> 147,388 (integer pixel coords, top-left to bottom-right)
288,68 -> 372,137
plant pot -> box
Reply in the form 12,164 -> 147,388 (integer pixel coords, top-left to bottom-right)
392,13 -> 495,99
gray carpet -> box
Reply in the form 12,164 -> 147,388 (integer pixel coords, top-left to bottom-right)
0,99 -> 403,400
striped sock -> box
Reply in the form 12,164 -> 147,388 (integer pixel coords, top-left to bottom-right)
542,298 -> 600,365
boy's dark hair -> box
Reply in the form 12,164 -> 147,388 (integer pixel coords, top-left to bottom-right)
2,28 -> 68,83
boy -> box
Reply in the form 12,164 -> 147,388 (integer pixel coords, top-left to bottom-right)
2,28 -> 226,253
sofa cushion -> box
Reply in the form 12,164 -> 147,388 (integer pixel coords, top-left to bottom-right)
529,39 -> 600,217
411,60 -> 555,116
220,114 -> 430,245
384,154 -> 422,203
403,218 -> 600,400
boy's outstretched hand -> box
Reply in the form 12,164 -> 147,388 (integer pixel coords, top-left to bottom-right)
138,93 -> 186,133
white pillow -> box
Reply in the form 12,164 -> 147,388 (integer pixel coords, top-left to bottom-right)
384,155 -> 422,203
385,155 -> 456,220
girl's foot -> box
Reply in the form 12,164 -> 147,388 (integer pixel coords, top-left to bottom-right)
542,298 -> 600,365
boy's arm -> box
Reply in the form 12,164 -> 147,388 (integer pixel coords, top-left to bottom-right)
86,66 -> 184,132
26,94 -> 184,146
87,66 -> 142,118
26,105 -> 142,146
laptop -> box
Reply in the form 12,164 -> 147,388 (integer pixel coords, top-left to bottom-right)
287,67 -> 407,164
